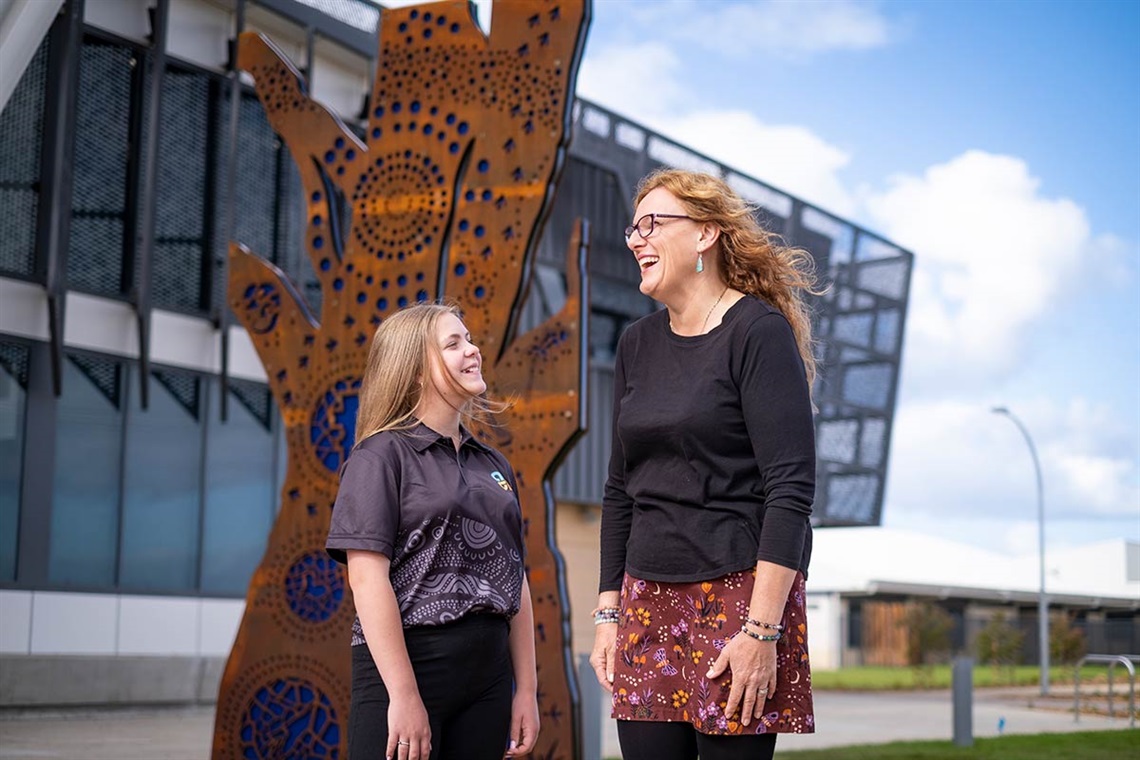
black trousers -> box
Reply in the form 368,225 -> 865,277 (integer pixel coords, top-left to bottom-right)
617,720 -> 777,760
349,615 -> 513,760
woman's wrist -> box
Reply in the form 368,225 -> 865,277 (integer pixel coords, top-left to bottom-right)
745,616 -> 784,632
592,605 -> 621,626
733,623 -> 782,643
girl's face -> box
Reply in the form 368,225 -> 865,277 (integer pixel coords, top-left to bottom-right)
424,312 -> 485,406
626,187 -> 700,301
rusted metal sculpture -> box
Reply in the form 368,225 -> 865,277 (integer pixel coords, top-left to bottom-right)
211,2 -> 591,758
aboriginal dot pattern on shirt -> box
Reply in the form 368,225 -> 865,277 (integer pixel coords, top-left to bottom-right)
350,512 -> 522,644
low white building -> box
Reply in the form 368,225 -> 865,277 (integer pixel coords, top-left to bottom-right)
803,527 -> 1140,670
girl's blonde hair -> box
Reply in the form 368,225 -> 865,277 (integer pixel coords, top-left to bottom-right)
635,169 -> 821,388
354,302 -> 505,445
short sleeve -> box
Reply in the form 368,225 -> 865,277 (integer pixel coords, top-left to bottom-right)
325,448 -> 400,564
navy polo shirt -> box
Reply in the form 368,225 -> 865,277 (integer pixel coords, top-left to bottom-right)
326,423 -> 524,640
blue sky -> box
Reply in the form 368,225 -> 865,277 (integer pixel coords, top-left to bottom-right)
416,0 -> 1140,559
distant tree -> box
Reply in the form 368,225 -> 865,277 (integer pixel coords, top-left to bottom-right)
976,611 -> 1025,684
1050,612 -> 1087,666
900,601 -> 953,687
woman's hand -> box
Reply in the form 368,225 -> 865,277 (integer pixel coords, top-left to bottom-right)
589,622 -> 618,693
705,633 -> 777,727
505,688 -> 540,756
385,691 -> 431,760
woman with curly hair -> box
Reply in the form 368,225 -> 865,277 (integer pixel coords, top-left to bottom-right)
589,169 -> 819,760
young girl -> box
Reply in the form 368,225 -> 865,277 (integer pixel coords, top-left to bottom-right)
327,303 -> 539,760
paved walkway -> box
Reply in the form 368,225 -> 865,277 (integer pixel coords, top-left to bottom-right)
775,687 -> 1131,753
596,686 -> 1132,756
0,689 -> 1132,759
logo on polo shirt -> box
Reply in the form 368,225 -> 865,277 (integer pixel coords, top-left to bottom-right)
491,471 -> 513,492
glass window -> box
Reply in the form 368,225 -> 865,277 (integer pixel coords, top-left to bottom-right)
49,354 -> 124,586
201,378 -> 276,595
119,367 -> 202,591
0,343 -> 31,581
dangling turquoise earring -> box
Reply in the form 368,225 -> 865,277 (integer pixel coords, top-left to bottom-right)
696,252 -> 704,273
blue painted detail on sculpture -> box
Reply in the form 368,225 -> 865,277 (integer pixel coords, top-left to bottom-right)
243,284 -> 280,335
310,378 -> 361,472
285,552 -> 345,622
528,329 -> 569,359
239,677 -> 340,759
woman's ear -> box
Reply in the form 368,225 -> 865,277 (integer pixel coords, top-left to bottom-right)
697,222 -> 721,252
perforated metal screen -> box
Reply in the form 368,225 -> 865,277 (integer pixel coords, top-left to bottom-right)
151,68 -> 211,313
1,30 -> 324,319
0,36 -> 49,278
70,39 -> 134,297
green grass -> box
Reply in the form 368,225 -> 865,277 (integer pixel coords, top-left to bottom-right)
811,665 -> 1112,691
776,729 -> 1140,758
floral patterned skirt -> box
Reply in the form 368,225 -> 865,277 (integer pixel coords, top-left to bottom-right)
610,569 -> 814,735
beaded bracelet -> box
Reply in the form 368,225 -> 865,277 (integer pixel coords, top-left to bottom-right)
739,626 -> 781,642
593,607 -> 621,625
746,617 -> 784,632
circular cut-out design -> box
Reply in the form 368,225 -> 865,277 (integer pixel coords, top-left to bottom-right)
352,152 -> 448,260
284,552 -> 345,623
239,676 -> 340,760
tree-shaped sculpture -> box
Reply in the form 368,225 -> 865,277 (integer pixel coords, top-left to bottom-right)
211,2 -> 592,759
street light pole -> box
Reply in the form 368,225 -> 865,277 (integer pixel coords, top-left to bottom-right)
992,406 -> 1049,696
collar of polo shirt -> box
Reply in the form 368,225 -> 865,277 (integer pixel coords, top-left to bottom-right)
406,421 -> 492,453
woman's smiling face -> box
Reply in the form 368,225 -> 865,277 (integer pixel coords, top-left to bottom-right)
626,187 -> 698,301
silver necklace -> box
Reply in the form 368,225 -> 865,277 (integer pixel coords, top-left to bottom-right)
700,286 -> 729,334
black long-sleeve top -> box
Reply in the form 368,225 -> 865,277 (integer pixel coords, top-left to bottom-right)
599,295 -> 816,592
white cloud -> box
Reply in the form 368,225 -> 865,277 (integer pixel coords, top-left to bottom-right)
1040,398 -> 1140,517
676,0 -> 898,61
578,41 -> 856,214
577,40 -> 687,122
597,0 -> 898,62
1051,452 -> 1138,513
864,151 -> 1092,389
666,111 -> 856,216
884,395 -> 1139,544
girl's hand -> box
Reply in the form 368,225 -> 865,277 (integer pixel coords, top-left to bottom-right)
386,692 -> 431,760
505,689 -> 540,756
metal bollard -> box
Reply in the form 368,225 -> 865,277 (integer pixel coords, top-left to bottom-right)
952,656 -> 974,747
578,653 -> 602,760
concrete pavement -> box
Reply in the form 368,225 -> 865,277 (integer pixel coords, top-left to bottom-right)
0,688 -> 1133,759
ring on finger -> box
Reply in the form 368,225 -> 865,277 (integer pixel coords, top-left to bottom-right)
397,740 -> 410,746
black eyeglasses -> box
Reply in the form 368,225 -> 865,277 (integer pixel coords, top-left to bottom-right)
624,213 -> 692,241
